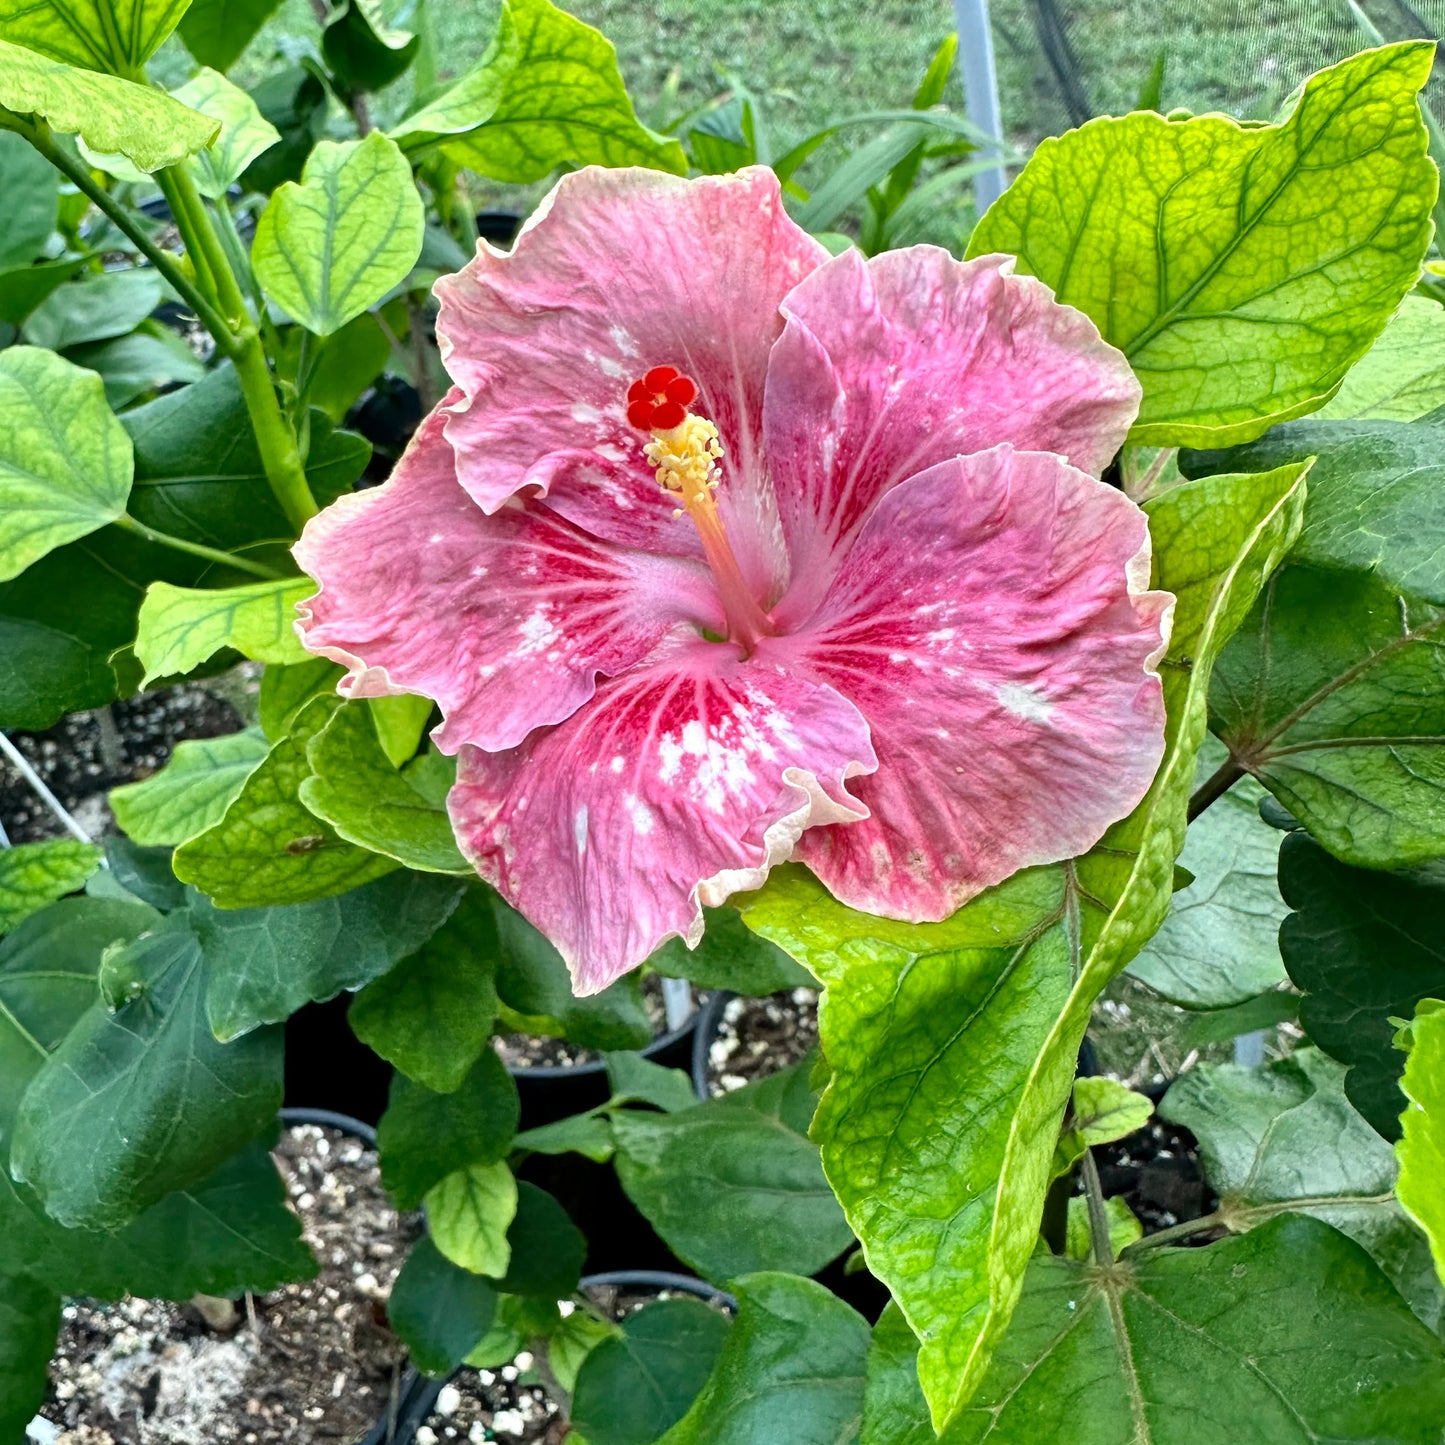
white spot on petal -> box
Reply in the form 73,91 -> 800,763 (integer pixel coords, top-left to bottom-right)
996,681 -> 1054,723
573,805 -> 589,854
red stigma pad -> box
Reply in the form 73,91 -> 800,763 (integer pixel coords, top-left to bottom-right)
627,366 -> 701,430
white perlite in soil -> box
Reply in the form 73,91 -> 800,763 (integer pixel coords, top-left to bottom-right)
706,988 -> 819,1095
38,1125 -> 419,1445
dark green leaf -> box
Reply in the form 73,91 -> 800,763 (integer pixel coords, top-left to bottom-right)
1211,567 -> 1445,868
103,836 -> 186,911
10,919 -> 284,1229
178,0 -> 282,72
378,1048 -> 519,1210
388,1234 -> 497,1378
605,1051 -> 697,1113
944,1218 -> 1445,1444
1277,831 -> 1445,1139
349,887 -> 499,1092
67,329 -> 208,409
0,254 -> 84,324
860,1304 -> 934,1445
1318,294 -> 1445,421
322,0 -> 419,94
512,1112 -> 614,1163
572,1297 -> 730,1445
1162,1048 -> 1443,1332
298,699 -> 470,874
492,1181 -> 584,1297
1183,415 -> 1445,604
1180,988 -> 1299,1047
0,1136 -> 316,1300
613,1058 -> 851,1282
23,267 -> 163,350
658,1273 -> 868,1445
0,1273 -> 58,1443
966,44 -> 1437,447
650,905 -> 814,994
174,695 -> 399,908
0,129 -> 57,267
0,839 -> 102,933
195,867 -> 463,1039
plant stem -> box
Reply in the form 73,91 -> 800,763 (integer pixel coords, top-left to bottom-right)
157,166 -> 320,533
1079,1148 -> 1115,1267
1121,1209 -> 1227,1254
1187,755 -> 1245,821
10,119 -> 233,344
114,514 -> 286,579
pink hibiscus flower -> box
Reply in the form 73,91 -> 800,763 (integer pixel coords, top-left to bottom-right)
294,167 -> 1170,995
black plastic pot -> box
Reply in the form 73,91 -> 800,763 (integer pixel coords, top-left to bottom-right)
509,1001 -> 701,1132
689,988 -> 734,1099
476,210 -> 524,246
284,992 -> 395,1125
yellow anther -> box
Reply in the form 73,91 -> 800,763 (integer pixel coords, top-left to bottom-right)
644,414 -> 725,515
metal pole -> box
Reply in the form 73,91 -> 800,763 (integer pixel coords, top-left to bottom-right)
953,0 -> 1009,216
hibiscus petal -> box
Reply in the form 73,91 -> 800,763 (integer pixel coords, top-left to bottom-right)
293,405 -> 723,753
436,165 -> 826,604
448,641 -> 876,993
765,247 -> 1142,625
785,444 -> 1170,921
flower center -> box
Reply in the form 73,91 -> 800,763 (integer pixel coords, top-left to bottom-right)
628,366 -> 774,649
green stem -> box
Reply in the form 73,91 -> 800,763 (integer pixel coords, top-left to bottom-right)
1121,1209 -> 1227,1254
1079,1148 -> 1115,1268
115,514 -> 286,579
158,165 -> 319,533
9,119 -> 234,344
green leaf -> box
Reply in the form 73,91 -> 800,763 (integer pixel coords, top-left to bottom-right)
195,868 -> 463,1039
859,1305 -> 935,1445
0,345 -> 133,581
174,695 -> 399,908
1063,1194 -> 1141,1261
1277,832 -> 1445,1140
0,839 -> 102,933
605,1050 -> 698,1113
512,1112 -> 614,1163
298,699 -> 469,874
387,1 -> 518,147
1181,988 -> 1299,1048
378,1048 -> 519,1211
492,1181 -> 584,1297
10,918 -> 283,1229
175,65 -> 280,198
0,1273 -> 59,1443
103,835 -> 186,911
322,0 -> 419,95
0,253 -> 83,323
427,0 -> 686,182
650,904 -> 814,994
658,1273 -> 868,1445
491,893 -> 653,1052
1319,295 -> 1445,422
0,38 -> 219,170
612,1058 -> 851,1282
23,266 -> 164,350
369,691 -> 433,767
744,462 -> 1307,1428
252,130 -> 425,337
1213,567 -> 1445,870
1162,1048 -> 1443,1332
1398,1001 -> 1445,1290
177,0 -> 280,72
965,44 -> 1437,448
1072,1078 -> 1153,1147
1127,765 -> 1287,1008
0,129 -> 56,267
425,1158 -> 517,1277
572,1297 -> 731,1445
110,727 -> 270,847
134,576 -> 312,686
69,329 -> 209,410
349,886 -> 498,1092
388,1234 -> 497,1378
1184,416 -> 1445,605
259,656 -> 342,740
944,1217 -> 1445,1444
0,1137 -> 316,1300
0,0 -> 189,71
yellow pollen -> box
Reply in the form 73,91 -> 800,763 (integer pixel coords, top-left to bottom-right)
644,414 -> 725,516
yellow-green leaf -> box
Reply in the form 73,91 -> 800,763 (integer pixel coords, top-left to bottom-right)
0,0 -> 189,73
1397,1000 -> 1445,1288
